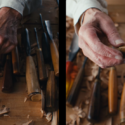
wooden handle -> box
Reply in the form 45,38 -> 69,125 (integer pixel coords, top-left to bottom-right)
108,67 -> 118,115
11,46 -> 20,74
66,67 -> 84,107
0,54 -> 6,67
120,83 -> 125,124
2,54 -> 14,93
26,56 -> 41,101
87,79 -> 100,123
46,70 -> 56,112
50,40 -> 59,77
36,49 -> 48,81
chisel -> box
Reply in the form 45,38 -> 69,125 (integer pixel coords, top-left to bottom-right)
66,57 -> 87,107
23,28 -> 41,101
87,67 -> 101,123
44,20 -> 59,77
34,27 -> 47,81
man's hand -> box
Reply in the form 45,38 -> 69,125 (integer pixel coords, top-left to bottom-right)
0,7 -> 22,54
78,8 -> 125,68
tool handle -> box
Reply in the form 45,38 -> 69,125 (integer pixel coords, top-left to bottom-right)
26,56 -> 41,101
108,67 -> 118,115
50,40 -> 59,77
120,83 -> 125,124
46,70 -> 56,112
2,54 -> 14,93
11,46 -> 20,74
66,61 -> 74,77
87,80 -> 100,123
0,54 -> 6,67
66,67 -> 84,107
36,49 -> 48,81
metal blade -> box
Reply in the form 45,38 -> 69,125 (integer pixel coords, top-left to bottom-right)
44,20 -> 53,40
34,28 -> 40,49
68,33 -> 79,61
39,13 -> 45,31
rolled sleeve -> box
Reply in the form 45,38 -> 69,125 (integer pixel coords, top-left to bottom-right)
0,0 -> 25,15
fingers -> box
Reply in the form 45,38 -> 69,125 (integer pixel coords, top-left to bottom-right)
79,25 -> 123,60
78,37 -> 123,68
98,14 -> 125,47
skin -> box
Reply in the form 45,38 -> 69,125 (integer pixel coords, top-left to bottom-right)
78,8 -> 125,68
0,7 -> 22,54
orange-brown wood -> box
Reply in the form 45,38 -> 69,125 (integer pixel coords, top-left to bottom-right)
120,83 -> 125,124
46,70 -> 56,112
26,56 -> 41,101
50,40 -> 59,77
36,49 -> 48,81
108,67 -> 118,115
11,46 -> 20,74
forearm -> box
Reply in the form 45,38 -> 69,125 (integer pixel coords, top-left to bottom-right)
0,0 -> 42,16
66,0 -> 108,26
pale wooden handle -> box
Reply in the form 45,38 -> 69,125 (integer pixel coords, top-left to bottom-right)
50,40 -> 59,77
108,67 -> 118,115
26,56 -> 41,96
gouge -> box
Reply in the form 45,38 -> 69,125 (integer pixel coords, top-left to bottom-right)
87,67 -> 101,123
23,28 -> 41,101
11,46 -> 20,74
66,57 -> 87,107
2,54 -> 14,93
44,20 -> 59,77
34,28 -> 47,81
108,67 -> 118,115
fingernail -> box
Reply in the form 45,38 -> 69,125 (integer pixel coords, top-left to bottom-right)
115,55 -> 122,60
115,39 -> 125,45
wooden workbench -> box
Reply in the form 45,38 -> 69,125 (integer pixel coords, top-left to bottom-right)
66,0 -> 125,125
0,0 -> 59,125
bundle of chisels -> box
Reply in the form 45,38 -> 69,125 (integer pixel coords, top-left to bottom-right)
0,13 -> 59,124
66,33 -> 125,124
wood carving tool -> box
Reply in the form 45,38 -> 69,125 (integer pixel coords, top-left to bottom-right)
66,57 -> 87,107
44,20 -> 59,77
108,67 -> 118,115
2,53 -> 14,93
23,28 -> 41,101
87,67 -> 101,123
34,27 -> 47,81
11,46 -> 20,74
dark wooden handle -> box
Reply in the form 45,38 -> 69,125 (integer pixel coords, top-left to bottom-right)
26,56 -> 41,101
120,83 -> 125,124
46,70 -> 56,112
2,54 -> 14,93
108,67 -> 118,115
11,46 -> 20,74
50,40 -> 59,77
0,54 -> 6,67
66,67 -> 84,107
36,49 -> 48,81
87,79 -> 100,123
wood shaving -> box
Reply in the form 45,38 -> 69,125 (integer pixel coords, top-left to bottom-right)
69,114 -> 77,121
46,112 -> 52,122
22,120 -> 34,125
51,111 -> 58,125
40,109 -> 46,118
24,97 -> 28,103
0,107 -> 9,115
78,111 -> 86,118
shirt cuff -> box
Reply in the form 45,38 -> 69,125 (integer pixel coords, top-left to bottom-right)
0,0 -> 25,15
73,0 -> 108,26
